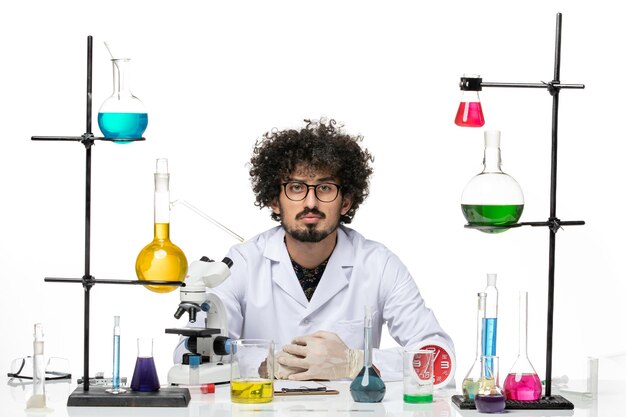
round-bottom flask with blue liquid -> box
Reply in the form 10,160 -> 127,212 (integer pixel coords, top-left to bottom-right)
98,112 -> 148,140
98,57 -> 148,142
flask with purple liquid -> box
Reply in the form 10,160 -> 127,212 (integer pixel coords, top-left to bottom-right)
130,338 -> 160,392
474,355 -> 506,413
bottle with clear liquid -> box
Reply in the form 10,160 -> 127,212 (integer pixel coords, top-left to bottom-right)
461,131 -> 524,233
98,57 -> 148,142
482,274 -> 498,359
26,323 -> 46,409
135,159 -> 188,293
462,292 -> 486,399
503,292 -> 542,401
350,306 -> 386,403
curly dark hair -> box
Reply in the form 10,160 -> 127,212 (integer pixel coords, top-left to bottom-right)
249,118 -> 374,224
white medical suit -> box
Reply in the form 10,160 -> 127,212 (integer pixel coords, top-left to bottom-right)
175,225 -> 454,381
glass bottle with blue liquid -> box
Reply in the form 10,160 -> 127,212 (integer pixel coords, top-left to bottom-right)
350,306 -> 386,403
482,274 -> 498,365
98,57 -> 148,142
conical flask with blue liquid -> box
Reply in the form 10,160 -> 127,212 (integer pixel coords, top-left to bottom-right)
98,56 -> 148,142
350,306 -> 386,403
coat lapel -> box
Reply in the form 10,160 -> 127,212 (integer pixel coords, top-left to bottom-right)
305,227 -> 353,317
265,228 -> 309,308
264,227 -> 355,313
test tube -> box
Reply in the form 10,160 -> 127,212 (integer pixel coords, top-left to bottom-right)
107,316 -> 126,394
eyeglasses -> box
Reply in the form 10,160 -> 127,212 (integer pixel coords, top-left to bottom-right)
7,356 -> 71,381
282,181 -> 342,203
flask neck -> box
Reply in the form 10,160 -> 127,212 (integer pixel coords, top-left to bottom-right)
517,292 -> 529,357
154,223 -> 171,241
154,173 -> 170,226
485,286 -> 498,318
112,59 -> 133,97
363,326 -> 373,367
475,293 -> 487,358
482,147 -> 503,174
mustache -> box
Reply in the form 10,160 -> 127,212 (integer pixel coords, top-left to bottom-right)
296,208 -> 326,220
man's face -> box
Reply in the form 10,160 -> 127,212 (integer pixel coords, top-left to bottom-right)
271,167 -> 352,243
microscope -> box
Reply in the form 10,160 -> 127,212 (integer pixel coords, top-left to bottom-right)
166,256 -> 233,385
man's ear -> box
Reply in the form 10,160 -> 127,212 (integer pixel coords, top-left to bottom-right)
341,194 -> 353,216
270,198 -> 280,215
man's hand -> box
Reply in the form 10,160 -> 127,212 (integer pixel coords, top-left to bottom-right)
274,351 -> 306,379
277,331 -> 364,380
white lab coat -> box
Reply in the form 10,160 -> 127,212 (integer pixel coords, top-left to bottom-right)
175,225 -> 455,382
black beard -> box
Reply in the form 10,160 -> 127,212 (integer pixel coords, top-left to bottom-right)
286,224 -> 334,243
281,208 -> 338,243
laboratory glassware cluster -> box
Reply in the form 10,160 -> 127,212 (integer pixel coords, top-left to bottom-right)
451,11 -> 584,413
458,275 -> 544,413
22,10 -> 584,413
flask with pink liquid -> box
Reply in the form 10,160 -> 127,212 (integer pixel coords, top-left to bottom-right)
503,292 -> 542,401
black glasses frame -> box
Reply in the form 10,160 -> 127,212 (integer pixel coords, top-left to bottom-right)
281,181 -> 342,203
7,356 -> 72,381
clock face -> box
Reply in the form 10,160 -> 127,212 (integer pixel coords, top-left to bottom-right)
418,344 -> 454,387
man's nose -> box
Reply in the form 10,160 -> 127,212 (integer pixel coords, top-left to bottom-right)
304,186 -> 318,208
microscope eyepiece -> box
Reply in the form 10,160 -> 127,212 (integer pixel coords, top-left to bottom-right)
188,308 -> 197,323
174,306 -> 186,320
222,257 -> 233,268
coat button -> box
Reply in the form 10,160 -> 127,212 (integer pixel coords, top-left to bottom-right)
301,318 -> 310,325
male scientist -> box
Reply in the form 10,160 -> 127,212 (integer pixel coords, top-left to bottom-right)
175,118 -> 454,382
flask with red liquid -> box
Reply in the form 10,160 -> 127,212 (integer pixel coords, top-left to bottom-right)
455,74 -> 485,127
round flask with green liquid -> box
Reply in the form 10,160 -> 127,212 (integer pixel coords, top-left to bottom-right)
461,131 -> 524,233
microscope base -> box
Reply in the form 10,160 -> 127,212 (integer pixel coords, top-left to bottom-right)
168,362 -> 231,385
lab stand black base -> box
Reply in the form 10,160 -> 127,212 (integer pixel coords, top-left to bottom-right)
451,394 -> 574,410
67,386 -> 191,407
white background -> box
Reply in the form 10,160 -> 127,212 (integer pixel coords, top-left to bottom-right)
1,0 -> 625,393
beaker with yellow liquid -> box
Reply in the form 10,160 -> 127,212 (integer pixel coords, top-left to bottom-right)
231,379 -> 274,403
136,158 -> 187,293
230,339 -> 274,404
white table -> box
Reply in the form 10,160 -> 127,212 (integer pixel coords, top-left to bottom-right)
2,379 -> 622,417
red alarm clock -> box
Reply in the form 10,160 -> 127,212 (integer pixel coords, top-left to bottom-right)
416,343 -> 455,388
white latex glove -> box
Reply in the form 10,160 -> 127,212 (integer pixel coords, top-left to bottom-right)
278,331 -> 364,380
274,351 -> 306,380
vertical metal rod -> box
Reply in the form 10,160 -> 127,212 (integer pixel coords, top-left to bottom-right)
545,12 -> 563,398
82,35 -> 93,393
86,36 -> 93,135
